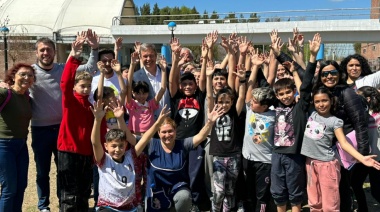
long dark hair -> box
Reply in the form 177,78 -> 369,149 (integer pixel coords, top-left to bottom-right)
340,54 -> 372,81
357,86 -> 380,113
312,60 -> 346,91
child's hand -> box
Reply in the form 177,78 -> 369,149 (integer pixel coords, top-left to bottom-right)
70,40 -> 84,58
156,105 -> 171,125
206,61 -> 215,77
111,59 -> 121,73
362,155 -> 380,170
97,61 -> 105,73
108,99 -> 124,119
158,55 -> 167,71
234,64 -> 246,80
114,37 -> 123,52
131,51 -> 140,65
90,100 -> 105,120
207,105 -> 225,123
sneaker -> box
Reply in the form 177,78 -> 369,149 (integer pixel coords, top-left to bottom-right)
40,210 -> 50,212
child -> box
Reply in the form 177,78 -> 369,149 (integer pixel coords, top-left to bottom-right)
57,39 -> 94,211
242,86 -> 276,211
126,51 -> 166,135
354,86 -> 380,211
300,87 -> 380,211
269,33 -> 320,212
207,63 -> 246,212
91,100 -> 170,212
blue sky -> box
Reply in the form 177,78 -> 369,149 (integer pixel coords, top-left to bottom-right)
134,0 -> 369,13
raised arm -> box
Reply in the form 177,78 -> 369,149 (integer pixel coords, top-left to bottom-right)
228,34 -> 237,91
193,105 -> 224,147
246,51 -> 265,102
234,64 -> 247,116
199,39 -> 209,92
155,56 -> 167,104
77,29 -> 99,72
134,106 -> 171,156
111,59 -> 126,104
169,42 -> 181,97
126,52 -> 139,104
206,61 -> 216,114
96,61 -> 106,103
108,99 -> 136,146
90,100 -> 106,163
114,37 -> 123,60
206,30 -> 218,62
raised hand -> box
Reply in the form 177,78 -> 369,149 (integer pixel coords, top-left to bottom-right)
282,61 -> 295,73
201,39 -> 209,58
114,37 -> 123,52
86,29 -> 100,49
207,104 -> 225,122
131,51 -> 140,65
287,37 -> 297,53
158,55 -> 167,71
76,30 -> 87,44
90,100 -> 105,121
220,36 -> 229,52
250,50 -> 265,66
134,41 -> 142,54
309,33 -> 322,56
107,99 -> 125,119
170,37 -> 181,52
206,60 -> 215,76
270,37 -> 284,56
70,40 -> 84,58
233,64 -> 246,80
111,59 -> 121,73
263,51 -> 270,65
172,47 -> 181,63
156,105 -> 171,125
212,30 -> 219,46
238,36 -> 250,54
97,61 -> 105,73
270,29 -> 278,44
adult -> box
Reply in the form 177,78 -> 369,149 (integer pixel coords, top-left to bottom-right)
0,64 -> 36,211
340,53 -> 380,90
30,29 -> 99,212
133,43 -> 170,120
141,105 -> 224,212
313,60 -> 369,212
340,53 -> 380,211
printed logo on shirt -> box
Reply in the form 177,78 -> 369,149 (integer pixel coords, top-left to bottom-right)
215,114 -> 232,142
248,113 -> 271,144
305,117 -> 326,140
178,97 -> 200,126
274,109 -> 294,146
105,110 -> 118,130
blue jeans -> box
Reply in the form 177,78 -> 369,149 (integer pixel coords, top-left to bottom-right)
31,124 -> 60,210
0,138 -> 29,212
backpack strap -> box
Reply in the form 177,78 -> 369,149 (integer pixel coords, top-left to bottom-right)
0,89 -> 12,112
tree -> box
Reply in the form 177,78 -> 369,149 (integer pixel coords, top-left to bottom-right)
139,3 -> 151,24
210,10 -> 219,20
354,43 -> 362,54
159,6 -> 171,24
202,10 -> 209,20
239,14 -> 247,23
190,6 -> 200,20
248,13 -> 260,22
265,17 -> 281,22
225,12 -> 237,23
8,26 -> 34,65
152,3 -> 160,24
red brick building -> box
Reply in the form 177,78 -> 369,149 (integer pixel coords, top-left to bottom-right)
362,0 -> 380,70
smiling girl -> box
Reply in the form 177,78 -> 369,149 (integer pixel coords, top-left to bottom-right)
300,87 -> 380,211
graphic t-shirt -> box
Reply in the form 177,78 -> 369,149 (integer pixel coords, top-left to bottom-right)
126,99 -> 159,133
96,149 -> 137,210
242,103 -> 275,163
171,89 -> 206,139
209,107 -> 242,157
274,106 -> 295,147
301,111 -> 343,162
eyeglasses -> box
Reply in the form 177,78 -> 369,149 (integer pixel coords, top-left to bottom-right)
321,70 -> 339,78
17,72 -> 34,79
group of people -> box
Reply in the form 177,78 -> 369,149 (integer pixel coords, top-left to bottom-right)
1,26 -> 380,212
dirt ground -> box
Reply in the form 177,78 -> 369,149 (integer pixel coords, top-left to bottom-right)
21,134 -> 380,212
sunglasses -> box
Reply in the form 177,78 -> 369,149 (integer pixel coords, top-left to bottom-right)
321,70 -> 339,78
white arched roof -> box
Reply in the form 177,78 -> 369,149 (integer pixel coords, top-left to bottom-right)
0,0 -> 124,38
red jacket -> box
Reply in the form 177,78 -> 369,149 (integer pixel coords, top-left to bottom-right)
57,56 -> 94,156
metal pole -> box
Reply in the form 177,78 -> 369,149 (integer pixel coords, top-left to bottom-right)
3,34 -> 7,71
171,30 -> 174,39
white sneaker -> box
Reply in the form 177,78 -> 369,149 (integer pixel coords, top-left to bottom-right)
40,209 -> 50,212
